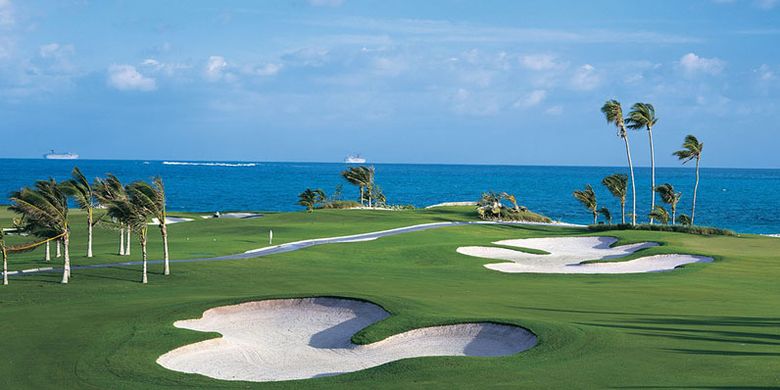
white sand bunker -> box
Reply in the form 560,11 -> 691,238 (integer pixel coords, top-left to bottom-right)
457,236 -> 712,274
157,297 -> 536,382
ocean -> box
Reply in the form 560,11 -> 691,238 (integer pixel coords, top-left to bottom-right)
1,159 -> 778,234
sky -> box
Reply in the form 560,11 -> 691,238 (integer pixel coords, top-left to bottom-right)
0,0 -> 779,168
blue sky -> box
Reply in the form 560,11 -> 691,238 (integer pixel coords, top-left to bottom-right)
1,0 -> 779,167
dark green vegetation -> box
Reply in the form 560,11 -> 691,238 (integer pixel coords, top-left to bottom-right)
1,206 -> 778,388
587,223 -> 736,236
476,192 -> 552,223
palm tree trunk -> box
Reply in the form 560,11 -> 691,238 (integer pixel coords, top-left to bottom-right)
623,131 -> 638,225
620,199 -> 626,224
126,229 -> 131,256
87,208 -> 93,257
141,232 -> 148,284
56,239 -> 61,257
61,232 -> 70,284
359,186 -> 364,206
161,223 -> 170,275
691,157 -> 700,225
648,127 -> 656,225
119,226 -> 125,256
2,247 -> 8,286
45,241 -> 51,261
593,210 -> 598,225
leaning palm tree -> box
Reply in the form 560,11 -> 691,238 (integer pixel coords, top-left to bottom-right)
95,174 -> 129,256
655,183 -> 682,224
297,188 -> 326,212
62,167 -> 97,257
673,135 -> 704,225
126,179 -> 171,275
573,184 -> 598,225
106,184 -> 155,283
649,205 -> 670,225
626,103 -> 659,224
601,99 -> 637,225
598,207 -> 612,224
601,173 -> 628,224
341,166 -> 375,207
9,179 -> 71,283
676,214 -> 692,226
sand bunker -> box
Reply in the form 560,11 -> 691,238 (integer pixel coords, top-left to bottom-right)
157,298 -> 536,382
457,236 -> 712,274
149,217 -> 193,225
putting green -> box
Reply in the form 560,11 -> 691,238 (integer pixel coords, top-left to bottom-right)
0,207 -> 778,388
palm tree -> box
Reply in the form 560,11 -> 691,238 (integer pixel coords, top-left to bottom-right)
341,166 -> 375,207
655,183 -> 682,224
573,184 -> 598,224
676,214 -> 692,226
106,183 -> 155,283
62,167 -> 97,257
9,179 -> 71,283
1,228 -> 7,286
598,207 -> 612,224
626,103 -> 659,224
126,179 -> 171,275
601,174 -> 628,224
649,205 -> 670,225
601,99 -> 637,225
297,188 -> 326,212
95,174 -> 129,256
673,135 -> 704,225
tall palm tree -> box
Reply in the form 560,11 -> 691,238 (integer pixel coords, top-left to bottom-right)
1,228 -> 7,286
126,179 -> 171,275
9,179 -> 71,283
676,214 -> 692,226
673,135 -> 704,225
573,184 -> 598,224
95,174 -> 129,256
601,173 -> 628,224
298,188 -> 326,212
601,99 -> 637,225
649,205 -> 670,225
626,103 -> 659,223
106,183 -> 155,283
655,183 -> 682,223
62,167 -> 97,257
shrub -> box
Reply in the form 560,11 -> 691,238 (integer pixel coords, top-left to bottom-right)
587,223 -> 735,236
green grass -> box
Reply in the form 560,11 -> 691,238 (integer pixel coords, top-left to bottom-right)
1,207 -> 778,389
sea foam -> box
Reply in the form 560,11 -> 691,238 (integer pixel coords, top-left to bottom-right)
162,161 -> 257,167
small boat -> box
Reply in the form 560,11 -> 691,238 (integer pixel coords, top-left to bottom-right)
344,154 -> 366,164
43,150 -> 79,160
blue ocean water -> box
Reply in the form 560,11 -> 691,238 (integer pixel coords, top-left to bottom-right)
1,159 -> 778,234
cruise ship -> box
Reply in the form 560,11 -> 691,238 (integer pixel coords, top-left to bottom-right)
43,150 -> 79,160
344,154 -> 366,164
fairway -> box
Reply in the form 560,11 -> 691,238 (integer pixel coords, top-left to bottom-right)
1,207 -> 779,388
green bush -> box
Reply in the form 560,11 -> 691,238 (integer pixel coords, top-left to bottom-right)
318,200 -> 362,209
587,223 -> 736,236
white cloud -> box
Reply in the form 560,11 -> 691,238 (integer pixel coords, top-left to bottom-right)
141,58 -> 191,75
309,0 -> 344,7
754,0 -> 778,9
372,57 -> 406,76
253,63 -> 282,76
39,43 -> 74,59
545,105 -> 563,115
679,52 -> 725,75
0,0 -> 14,28
205,55 -> 228,81
519,54 -> 564,71
570,64 -> 601,90
754,64 -> 775,81
514,89 -> 547,108
107,64 -> 156,91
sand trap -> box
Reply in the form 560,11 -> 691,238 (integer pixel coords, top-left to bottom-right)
157,298 -> 536,382
149,217 -> 193,225
457,236 -> 712,274
425,201 -> 477,209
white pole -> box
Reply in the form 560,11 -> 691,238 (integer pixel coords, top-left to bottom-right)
269,229 -> 273,245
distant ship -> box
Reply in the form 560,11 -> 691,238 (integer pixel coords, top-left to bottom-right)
43,150 -> 79,160
344,154 -> 366,164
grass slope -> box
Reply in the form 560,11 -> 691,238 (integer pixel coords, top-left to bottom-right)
1,207 -> 778,389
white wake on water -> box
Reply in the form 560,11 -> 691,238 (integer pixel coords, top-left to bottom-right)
162,161 -> 257,167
